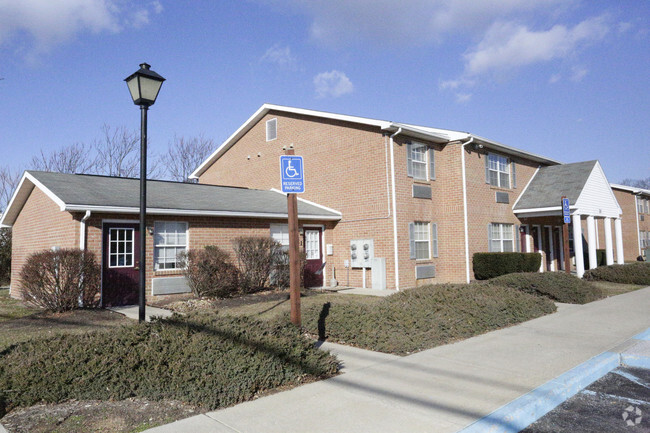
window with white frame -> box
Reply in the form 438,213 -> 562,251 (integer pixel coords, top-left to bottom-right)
489,223 -> 514,252
154,221 -> 188,270
270,224 -> 289,250
486,153 -> 510,188
407,142 -> 435,181
409,221 -> 432,260
266,118 -> 277,142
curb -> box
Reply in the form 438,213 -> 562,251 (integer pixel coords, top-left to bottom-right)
458,328 -> 650,433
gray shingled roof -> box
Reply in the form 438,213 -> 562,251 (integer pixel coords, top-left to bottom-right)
28,171 -> 340,219
513,161 -> 597,210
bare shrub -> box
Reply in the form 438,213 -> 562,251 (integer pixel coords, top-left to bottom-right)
178,246 -> 239,298
271,250 -> 306,290
233,237 -> 285,293
20,249 -> 100,312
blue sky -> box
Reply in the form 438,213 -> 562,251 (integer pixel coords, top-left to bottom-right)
0,0 -> 648,183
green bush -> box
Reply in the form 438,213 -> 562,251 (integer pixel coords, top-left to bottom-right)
20,249 -> 100,311
583,262 -> 650,285
302,284 -> 555,355
584,249 -> 607,268
473,252 -> 542,280
486,272 -> 605,304
178,246 -> 240,298
0,314 -> 338,416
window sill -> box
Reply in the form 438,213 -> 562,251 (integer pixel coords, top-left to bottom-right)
489,186 -> 512,192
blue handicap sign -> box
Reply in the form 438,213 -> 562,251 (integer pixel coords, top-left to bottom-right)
562,197 -> 571,223
280,155 -> 305,193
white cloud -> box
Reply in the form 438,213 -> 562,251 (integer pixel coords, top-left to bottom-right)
0,0 -> 162,57
570,66 -> 587,82
313,70 -> 353,98
464,17 -> 608,77
260,44 -> 298,69
549,73 -> 562,84
455,93 -> 472,103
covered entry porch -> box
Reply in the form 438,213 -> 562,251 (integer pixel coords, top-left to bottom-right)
513,160 -> 624,277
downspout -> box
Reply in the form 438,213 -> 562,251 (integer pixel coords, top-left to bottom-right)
390,128 -> 402,290
460,137 -> 474,283
635,195 -> 641,256
79,210 -> 91,250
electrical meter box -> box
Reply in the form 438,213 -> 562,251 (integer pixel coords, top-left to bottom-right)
350,239 -> 374,268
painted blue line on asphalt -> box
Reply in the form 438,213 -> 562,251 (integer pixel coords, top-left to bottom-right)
621,353 -> 650,369
457,352 -> 620,433
632,328 -> 650,341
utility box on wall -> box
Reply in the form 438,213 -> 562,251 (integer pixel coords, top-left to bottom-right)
350,239 -> 374,268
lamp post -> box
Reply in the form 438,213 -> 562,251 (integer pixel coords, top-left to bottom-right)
125,63 -> 165,323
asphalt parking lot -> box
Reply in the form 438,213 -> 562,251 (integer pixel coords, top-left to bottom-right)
521,366 -> 650,433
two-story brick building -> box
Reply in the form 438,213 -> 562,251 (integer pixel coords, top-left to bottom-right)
1,104 -> 641,305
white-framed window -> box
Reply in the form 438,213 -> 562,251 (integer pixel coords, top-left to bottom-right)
266,118 -> 277,142
270,223 -> 289,250
409,221 -> 432,260
407,142 -> 435,181
488,223 -> 515,252
154,221 -> 188,270
108,228 -> 134,268
486,153 -> 511,188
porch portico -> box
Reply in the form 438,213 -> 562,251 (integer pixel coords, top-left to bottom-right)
513,161 -> 623,277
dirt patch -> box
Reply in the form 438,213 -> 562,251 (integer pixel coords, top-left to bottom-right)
1,399 -> 199,433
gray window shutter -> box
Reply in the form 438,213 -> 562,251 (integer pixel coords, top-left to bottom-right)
485,155 -> 490,184
511,160 -> 517,188
431,223 -> 438,257
409,222 -> 416,259
428,148 -> 435,180
407,143 -> 413,177
487,223 -> 493,252
515,224 -> 520,252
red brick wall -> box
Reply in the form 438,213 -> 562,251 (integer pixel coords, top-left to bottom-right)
613,189 -> 649,261
10,187 -> 79,299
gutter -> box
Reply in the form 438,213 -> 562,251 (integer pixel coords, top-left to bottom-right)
390,127 -> 402,291
460,137 -> 473,283
79,210 -> 91,250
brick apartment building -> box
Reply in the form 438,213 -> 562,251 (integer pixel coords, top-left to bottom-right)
1,104 -> 647,305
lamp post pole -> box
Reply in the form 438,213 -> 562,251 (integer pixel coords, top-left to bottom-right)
125,62 -> 165,324
139,105 -> 148,323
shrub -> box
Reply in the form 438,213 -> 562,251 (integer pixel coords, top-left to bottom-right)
302,284 -> 555,355
583,262 -> 650,285
486,272 -> 605,304
584,249 -> 607,268
20,249 -> 100,312
233,237 -> 284,293
473,252 -> 541,280
0,314 -> 338,416
0,229 -> 10,285
271,250 -> 307,289
178,246 -> 239,298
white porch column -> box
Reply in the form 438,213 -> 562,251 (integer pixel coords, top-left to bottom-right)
586,215 -> 597,269
573,214 -> 585,278
615,218 -> 624,264
547,226 -> 555,271
603,217 -> 614,265
536,226 -> 544,272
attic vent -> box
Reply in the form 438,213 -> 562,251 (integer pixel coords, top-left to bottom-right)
495,191 -> 510,204
266,118 -> 277,142
412,184 -> 432,199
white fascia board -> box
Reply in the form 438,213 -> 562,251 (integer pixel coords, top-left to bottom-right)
189,103 -> 393,179
472,135 -> 562,165
270,188 -> 343,216
384,122 -> 467,143
514,205 -> 577,214
610,183 -> 650,196
0,171 -> 66,227
63,204 -> 342,221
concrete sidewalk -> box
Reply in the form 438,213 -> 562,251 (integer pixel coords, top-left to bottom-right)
145,287 -> 650,433
107,305 -> 174,321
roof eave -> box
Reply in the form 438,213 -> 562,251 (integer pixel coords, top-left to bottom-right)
472,135 -> 562,165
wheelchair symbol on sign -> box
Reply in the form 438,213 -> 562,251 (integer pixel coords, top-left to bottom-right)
285,160 -> 299,178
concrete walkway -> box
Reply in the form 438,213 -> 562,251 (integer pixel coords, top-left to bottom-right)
107,305 -> 174,321
144,287 -> 650,432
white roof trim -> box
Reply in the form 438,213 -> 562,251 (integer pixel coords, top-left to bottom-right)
512,165 -> 540,210
610,183 -> 650,196
515,205 -> 578,214
0,171 -> 67,227
472,135 -> 562,165
270,188 -> 343,216
63,204 -> 342,220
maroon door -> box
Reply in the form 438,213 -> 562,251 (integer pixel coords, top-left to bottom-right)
520,226 -> 527,252
102,223 -> 140,306
531,226 -> 540,252
303,228 -> 323,288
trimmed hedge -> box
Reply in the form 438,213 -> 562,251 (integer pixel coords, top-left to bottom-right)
473,252 -> 542,280
486,272 -> 605,304
583,262 -> 650,285
0,314 -> 338,416
302,284 -> 556,355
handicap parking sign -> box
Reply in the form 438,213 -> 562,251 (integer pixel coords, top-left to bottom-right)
562,197 -> 571,223
280,155 -> 305,193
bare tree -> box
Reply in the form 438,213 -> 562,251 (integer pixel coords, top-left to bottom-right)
162,134 -> 215,182
621,177 -> 650,189
93,124 -> 162,179
0,166 -> 22,213
30,143 -> 96,174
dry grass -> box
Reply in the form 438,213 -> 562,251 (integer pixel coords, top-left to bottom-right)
588,281 -> 645,297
